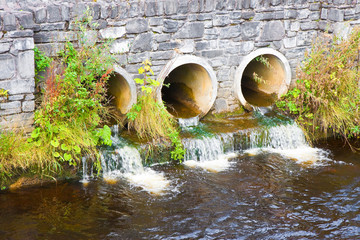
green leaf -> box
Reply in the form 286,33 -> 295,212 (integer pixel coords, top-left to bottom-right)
73,145 -> 81,153
61,143 -> 68,151
64,153 -> 72,161
53,152 -> 61,158
50,139 -> 60,148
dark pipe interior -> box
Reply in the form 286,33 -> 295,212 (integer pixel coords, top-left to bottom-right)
162,64 -> 209,119
241,54 -> 283,107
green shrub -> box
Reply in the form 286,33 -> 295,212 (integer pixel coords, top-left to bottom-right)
277,27 -> 360,144
29,12 -> 114,168
127,60 -> 185,161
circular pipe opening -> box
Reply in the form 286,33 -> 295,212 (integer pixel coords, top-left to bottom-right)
157,55 -> 218,119
107,66 -> 137,116
234,48 -> 291,109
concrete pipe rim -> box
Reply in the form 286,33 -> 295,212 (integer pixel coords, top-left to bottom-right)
108,65 -> 137,114
156,55 -> 218,119
234,48 -> 292,109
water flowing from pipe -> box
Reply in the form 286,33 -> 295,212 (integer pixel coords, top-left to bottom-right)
182,133 -> 238,172
100,130 -> 171,195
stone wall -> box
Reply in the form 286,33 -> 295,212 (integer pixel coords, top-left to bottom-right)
0,0 -> 360,129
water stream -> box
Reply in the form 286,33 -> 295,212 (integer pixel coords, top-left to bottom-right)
1,112 -> 359,239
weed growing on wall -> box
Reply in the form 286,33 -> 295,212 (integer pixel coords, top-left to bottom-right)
276,27 -> 360,145
0,8 -> 115,188
127,60 -> 185,161
29,10 -> 114,168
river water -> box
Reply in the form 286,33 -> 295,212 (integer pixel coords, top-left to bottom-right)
0,113 -> 359,239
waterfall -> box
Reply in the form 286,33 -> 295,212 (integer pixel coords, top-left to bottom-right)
100,132 -> 171,195
182,133 -> 238,172
246,123 -> 331,164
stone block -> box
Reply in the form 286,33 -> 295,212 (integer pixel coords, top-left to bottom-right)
150,51 -> 174,60
174,22 -> 204,39
158,42 -> 179,51
0,79 -> 35,95
189,0 -> 200,13
25,93 -> 34,101
36,43 -> 65,57
149,18 -> 163,26
300,21 -> 318,30
99,27 -> 126,39
0,42 -> 11,53
242,11 -> 255,20
0,101 -> 21,109
34,31 -> 77,43
321,8 -> 328,20
203,0 -> 215,12
197,13 -> 213,21
214,98 -> 228,113
179,40 -> 195,53
260,21 -> 285,41
4,13 -> 16,31
163,20 -> 179,33
145,1 -> 157,17
18,51 -> 35,79
17,12 -> 34,29
22,100 -> 35,112
114,54 -> 127,65
283,37 -> 297,48
131,33 -> 154,52
127,52 -> 148,64
241,21 -> 260,40
92,3 -> 101,20
219,25 -> 241,39
61,5 -> 70,21
0,54 -> 15,80
164,0 -> 178,15
213,15 -> 230,27
328,9 -> 344,22
285,10 -> 298,19
47,5 -> 62,23
201,50 -> 224,58
155,34 -> 171,43
296,31 -> 316,47
0,108 -> 21,116
254,12 -> 274,21
13,38 -> 34,51
35,8 -> 47,24
110,40 -> 130,54
5,30 -> 33,38
126,18 -> 148,34
8,94 -> 24,101
238,41 -> 254,54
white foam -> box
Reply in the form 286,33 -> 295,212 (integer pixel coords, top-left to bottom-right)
245,146 -> 331,165
184,153 -> 237,172
101,142 -> 171,195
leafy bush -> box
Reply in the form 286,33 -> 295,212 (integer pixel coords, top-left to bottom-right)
127,60 -> 185,161
29,12 -> 114,168
277,27 -> 360,143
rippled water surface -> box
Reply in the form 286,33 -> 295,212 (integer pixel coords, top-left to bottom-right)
1,140 -> 359,239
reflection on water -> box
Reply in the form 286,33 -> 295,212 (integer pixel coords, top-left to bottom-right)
1,112 -> 360,239
1,140 -> 359,239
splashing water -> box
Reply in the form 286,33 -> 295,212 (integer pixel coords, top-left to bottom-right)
178,116 -> 200,128
100,136 -> 171,195
245,123 -> 331,165
182,133 -> 238,172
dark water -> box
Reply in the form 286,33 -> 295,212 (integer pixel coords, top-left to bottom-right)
0,140 -> 359,239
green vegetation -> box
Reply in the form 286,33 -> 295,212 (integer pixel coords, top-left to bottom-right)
277,27 -> 360,145
0,9 -> 114,188
126,60 -> 185,161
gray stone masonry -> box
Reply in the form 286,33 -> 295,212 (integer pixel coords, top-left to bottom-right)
0,0 -> 360,130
